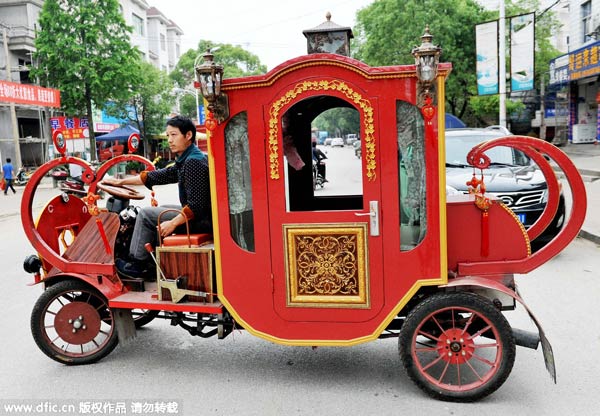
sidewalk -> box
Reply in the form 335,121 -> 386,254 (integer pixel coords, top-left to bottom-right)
559,142 -> 600,245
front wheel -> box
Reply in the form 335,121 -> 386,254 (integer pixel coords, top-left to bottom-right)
399,292 -> 515,402
31,280 -> 119,365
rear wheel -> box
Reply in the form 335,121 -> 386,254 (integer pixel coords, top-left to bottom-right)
132,309 -> 159,328
31,280 -> 118,365
399,292 -> 515,402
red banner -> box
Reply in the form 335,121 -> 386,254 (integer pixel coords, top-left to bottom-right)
0,80 -> 60,108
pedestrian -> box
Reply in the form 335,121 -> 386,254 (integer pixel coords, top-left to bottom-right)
2,158 -> 16,195
103,115 -> 212,279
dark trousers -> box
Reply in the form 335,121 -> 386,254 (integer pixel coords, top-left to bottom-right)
3,179 -> 15,194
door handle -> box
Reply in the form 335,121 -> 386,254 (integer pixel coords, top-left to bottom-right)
354,201 -> 379,236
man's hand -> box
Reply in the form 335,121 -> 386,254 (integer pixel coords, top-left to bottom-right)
158,219 -> 177,237
102,177 -> 122,186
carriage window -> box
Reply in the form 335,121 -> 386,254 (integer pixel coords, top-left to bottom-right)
283,96 -> 363,212
397,101 -> 426,251
225,112 -> 255,252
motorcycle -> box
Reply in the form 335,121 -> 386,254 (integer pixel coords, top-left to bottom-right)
312,159 -> 326,190
60,176 -> 87,196
50,166 -> 69,187
14,167 -> 31,186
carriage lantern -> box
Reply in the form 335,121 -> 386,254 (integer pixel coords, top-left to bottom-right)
195,48 -> 228,128
195,48 -> 223,109
412,25 -> 442,102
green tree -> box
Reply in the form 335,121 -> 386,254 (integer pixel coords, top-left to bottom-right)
353,0 -> 493,122
32,0 -> 141,161
105,62 -> 174,158
313,108 -> 360,138
170,40 -> 267,118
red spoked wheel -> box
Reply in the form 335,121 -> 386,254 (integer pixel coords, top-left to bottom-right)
31,280 -> 118,365
399,292 -> 515,402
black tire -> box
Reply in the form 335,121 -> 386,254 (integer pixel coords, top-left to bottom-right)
399,292 -> 515,402
132,309 -> 160,328
31,280 -> 119,365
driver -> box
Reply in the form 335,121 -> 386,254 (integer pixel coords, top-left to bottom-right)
104,115 -> 212,279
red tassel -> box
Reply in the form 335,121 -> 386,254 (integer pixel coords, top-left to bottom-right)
481,211 -> 489,257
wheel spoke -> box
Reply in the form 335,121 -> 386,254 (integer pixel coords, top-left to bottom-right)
417,329 -> 440,342
464,357 -> 484,381
468,323 -> 493,340
421,353 -> 446,372
473,341 -> 500,349
469,351 -> 497,368
437,360 -> 451,383
460,312 -> 475,337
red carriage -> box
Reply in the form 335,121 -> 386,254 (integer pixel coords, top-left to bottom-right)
20,29 -> 586,401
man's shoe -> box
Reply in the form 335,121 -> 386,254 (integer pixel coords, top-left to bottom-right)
116,258 -> 156,280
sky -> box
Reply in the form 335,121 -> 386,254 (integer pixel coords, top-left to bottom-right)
148,0 -> 375,70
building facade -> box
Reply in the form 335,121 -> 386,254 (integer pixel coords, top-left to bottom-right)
0,0 -> 183,167
540,0 -> 600,144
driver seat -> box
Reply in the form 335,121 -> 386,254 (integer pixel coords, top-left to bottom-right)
161,233 -> 213,248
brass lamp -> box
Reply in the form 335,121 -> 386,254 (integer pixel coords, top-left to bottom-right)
411,26 -> 442,105
195,48 -> 228,127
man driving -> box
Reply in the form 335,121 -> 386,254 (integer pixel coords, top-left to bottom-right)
104,115 -> 212,279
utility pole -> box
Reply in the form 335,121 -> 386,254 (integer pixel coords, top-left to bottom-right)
2,28 -> 22,169
540,73 -> 546,141
499,0 -> 507,129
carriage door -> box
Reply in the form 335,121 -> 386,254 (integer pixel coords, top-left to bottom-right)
266,87 -> 384,323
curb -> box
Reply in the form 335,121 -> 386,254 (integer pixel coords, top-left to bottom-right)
578,229 -> 600,245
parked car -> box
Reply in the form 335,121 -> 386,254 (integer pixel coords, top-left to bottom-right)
445,127 -> 565,251
330,137 -> 344,147
324,138 -> 333,146
346,133 -> 359,145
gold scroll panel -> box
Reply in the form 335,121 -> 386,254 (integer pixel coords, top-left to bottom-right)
284,224 -> 370,308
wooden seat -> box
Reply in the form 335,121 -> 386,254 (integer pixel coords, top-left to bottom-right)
62,212 -> 120,264
161,233 -> 213,247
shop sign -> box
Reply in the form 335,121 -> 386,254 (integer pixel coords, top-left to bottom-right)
549,54 -> 570,86
569,41 -> 600,81
50,116 -> 89,140
0,80 -> 60,107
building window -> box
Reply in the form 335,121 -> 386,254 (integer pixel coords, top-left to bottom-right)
582,1 -> 592,43
132,13 -> 144,36
160,34 -> 166,51
176,44 -> 180,58
18,59 -> 31,84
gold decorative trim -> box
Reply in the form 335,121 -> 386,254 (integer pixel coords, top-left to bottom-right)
284,224 -> 370,308
498,202 -> 531,256
268,80 -> 376,180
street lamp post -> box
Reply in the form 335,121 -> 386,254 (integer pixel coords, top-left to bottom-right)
172,87 -> 200,123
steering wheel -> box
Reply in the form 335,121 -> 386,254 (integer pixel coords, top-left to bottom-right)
97,181 -> 145,200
